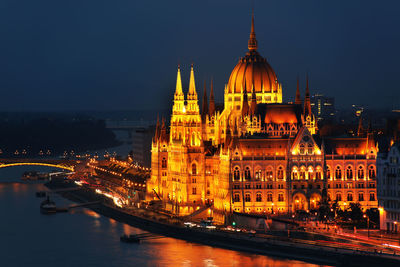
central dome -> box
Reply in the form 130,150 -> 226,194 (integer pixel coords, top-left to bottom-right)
227,15 -> 278,94
227,51 -> 277,94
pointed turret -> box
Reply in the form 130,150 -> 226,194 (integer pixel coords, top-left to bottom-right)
250,86 -> 257,115
188,64 -> 197,99
201,81 -> 208,120
242,87 -> 249,117
155,115 -> 160,141
160,117 -> 167,142
304,75 -> 312,116
248,11 -> 258,52
209,78 -> 215,116
172,66 -> 185,114
295,76 -> 302,105
174,65 -> 184,99
186,64 -> 200,114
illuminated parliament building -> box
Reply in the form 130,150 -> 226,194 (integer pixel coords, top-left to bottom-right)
147,15 -> 378,222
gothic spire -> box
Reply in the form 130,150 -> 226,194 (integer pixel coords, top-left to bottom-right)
201,80 -> 208,120
248,11 -> 258,52
155,115 -> 160,140
295,76 -> 302,105
160,117 -> 167,142
209,78 -> 215,116
188,64 -> 197,98
174,65 -> 183,98
304,74 -> 312,116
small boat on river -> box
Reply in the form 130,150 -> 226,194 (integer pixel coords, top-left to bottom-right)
40,197 -> 57,214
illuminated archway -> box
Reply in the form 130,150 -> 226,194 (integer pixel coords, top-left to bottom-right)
310,193 -> 321,210
0,163 -> 74,172
292,193 -> 307,212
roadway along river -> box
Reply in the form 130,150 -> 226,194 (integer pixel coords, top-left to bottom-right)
0,166 -> 323,267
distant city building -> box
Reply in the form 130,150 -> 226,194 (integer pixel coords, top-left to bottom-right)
310,94 -> 335,122
377,142 -> 400,232
132,126 -> 155,168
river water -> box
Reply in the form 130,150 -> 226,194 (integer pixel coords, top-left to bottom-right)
0,166 -> 321,267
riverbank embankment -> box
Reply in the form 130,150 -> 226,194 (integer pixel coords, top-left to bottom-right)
45,179 -> 400,267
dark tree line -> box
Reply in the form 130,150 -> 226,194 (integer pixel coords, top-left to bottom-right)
0,118 -> 120,157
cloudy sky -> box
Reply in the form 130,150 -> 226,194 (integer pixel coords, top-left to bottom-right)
0,0 -> 399,111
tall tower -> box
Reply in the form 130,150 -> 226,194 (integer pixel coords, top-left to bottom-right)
172,66 -> 185,115
186,64 -> 200,114
303,75 -> 317,134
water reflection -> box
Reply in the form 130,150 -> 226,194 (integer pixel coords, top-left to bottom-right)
144,237 -> 319,267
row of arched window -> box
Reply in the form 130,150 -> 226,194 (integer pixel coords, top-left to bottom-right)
291,166 -> 322,180
331,192 -> 376,202
233,192 -> 284,203
327,165 -> 375,180
233,166 -> 285,181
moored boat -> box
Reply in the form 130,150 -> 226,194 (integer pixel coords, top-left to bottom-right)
40,197 -> 56,214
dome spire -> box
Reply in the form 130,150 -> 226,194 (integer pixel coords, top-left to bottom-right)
248,10 -> 258,52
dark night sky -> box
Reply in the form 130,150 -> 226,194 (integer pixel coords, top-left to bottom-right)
0,0 -> 399,111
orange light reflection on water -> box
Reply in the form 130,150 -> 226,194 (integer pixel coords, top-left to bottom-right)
145,237 -> 322,267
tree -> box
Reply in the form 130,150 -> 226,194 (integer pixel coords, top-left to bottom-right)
349,202 -> 363,222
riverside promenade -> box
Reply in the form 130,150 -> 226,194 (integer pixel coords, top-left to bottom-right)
45,178 -> 400,267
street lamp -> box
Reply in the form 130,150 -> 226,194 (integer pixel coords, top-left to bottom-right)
364,214 -> 370,238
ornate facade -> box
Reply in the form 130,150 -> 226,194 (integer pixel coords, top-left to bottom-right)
147,15 -> 378,222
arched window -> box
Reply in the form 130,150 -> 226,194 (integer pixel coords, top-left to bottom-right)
336,193 -> 342,201
346,166 -> 353,179
245,167 -> 251,180
255,169 -> 262,181
161,157 -> 167,168
307,144 -> 313,155
292,168 -> 298,180
335,166 -> 342,179
300,167 -> 306,180
277,166 -> 284,180
308,166 -> 314,180
347,192 -> 353,201
369,192 -> 375,201
278,193 -> 284,202
299,144 -> 305,155
326,166 -> 331,179
368,166 -> 376,178
245,193 -> 251,202
256,193 -> 262,202
266,168 -> 273,181
234,167 -> 240,180
233,194 -> 240,202
192,163 -> 197,175
358,192 -> 364,201
315,167 -> 322,180
358,166 -> 364,179
267,193 -> 273,202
